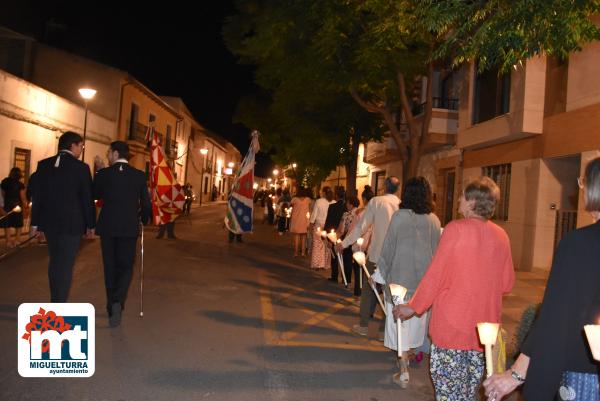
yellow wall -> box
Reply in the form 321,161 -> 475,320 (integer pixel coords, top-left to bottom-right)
118,84 -> 179,170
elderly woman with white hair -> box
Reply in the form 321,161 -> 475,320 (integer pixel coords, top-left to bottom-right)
484,157 -> 600,401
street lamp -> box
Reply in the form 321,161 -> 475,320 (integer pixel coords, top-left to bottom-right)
199,148 -> 209,206
78,88 -> 97,163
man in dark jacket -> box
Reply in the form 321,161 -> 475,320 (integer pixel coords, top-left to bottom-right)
94,141 -> 152,327
31,131 -> 95,302
324,186 -> 346,283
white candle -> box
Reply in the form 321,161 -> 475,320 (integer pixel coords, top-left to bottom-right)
584,324 -> 600,361
389,284 -> 408,358
477,322 -> 500,377
353,251 -> 386,316
356,237 -> 364,251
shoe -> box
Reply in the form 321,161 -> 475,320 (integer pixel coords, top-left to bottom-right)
378,332 -> 384,342
392,371 -> 409,389
351,324 -> 368,336
109,302 -> 122,327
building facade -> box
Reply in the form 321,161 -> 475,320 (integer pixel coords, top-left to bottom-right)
458,45 -> 600,271
0,68 -> 115,186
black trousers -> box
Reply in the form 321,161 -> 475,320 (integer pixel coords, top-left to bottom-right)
228,231 -> 242,242
45,233 -> 82,302
157,222 -> 175,238
100,236 -> 137,314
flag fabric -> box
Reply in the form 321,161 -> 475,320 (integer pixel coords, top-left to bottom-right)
225,131 -> 260,234
148,126 -> 185,225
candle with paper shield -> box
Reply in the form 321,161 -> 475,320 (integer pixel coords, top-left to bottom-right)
335,239 -> 348,286
584,324 -> 600,361
477,322 -> 500,377
352,251 -> 386,316
389,284 -> 408,357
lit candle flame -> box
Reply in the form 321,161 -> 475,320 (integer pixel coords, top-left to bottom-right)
12,205 -> 22,213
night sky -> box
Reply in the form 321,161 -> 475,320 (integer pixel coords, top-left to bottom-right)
1,1 -> 272,175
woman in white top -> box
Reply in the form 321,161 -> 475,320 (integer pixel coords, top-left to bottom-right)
309,186 -> 335,269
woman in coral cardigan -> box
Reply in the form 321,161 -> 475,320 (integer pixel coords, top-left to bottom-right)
394,176 -> 515,400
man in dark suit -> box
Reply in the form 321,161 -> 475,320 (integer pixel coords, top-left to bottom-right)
31,131 -> 96,302
94,141 -> 151,327
324,186 -> 346,283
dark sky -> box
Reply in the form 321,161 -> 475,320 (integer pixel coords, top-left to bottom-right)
1,1 -> 271,174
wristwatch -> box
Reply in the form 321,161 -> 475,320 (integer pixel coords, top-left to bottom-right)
510,369 -> 526,384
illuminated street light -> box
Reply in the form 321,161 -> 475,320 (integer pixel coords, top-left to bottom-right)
78,87 -> 97,162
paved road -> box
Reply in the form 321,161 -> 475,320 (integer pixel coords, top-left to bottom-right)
0,204 -> 434,401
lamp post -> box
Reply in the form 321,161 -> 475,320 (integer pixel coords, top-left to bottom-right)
199,148 -> 208,206
78,88 -> 97,163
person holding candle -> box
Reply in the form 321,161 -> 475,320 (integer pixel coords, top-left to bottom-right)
484,157 -> 600,401
346,188 -> 375,297
393,176 -> 515,400
325,186 -> 347,283
376,177 -> 441,388
309,186 -> 335,269
290,187 -> 312,257
1,167 -> 28,248
336,176 -> 401,337
337,195 -> 362,294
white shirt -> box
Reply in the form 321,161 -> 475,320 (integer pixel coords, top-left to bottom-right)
309,198 -> 335,227
341,193 -> 400,263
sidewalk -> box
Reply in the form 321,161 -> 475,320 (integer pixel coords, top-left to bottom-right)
501,268 -> 548,354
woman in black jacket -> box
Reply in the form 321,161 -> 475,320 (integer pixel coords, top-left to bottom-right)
484,157 -> 600,401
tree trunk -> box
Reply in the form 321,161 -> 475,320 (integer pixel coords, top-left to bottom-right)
343,128 -> 361,197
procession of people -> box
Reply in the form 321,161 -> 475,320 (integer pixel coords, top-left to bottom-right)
258,165 -> 600,400
2,129 -> 599,400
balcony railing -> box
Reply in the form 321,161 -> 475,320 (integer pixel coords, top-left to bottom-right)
412,97 -> 459,115
128,121 -> 148,143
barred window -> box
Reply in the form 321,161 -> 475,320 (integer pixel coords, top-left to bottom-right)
482,163 -> 511,221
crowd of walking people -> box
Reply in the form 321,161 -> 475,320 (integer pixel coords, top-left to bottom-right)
258,160 -> 600,401
3,132 -> 599,399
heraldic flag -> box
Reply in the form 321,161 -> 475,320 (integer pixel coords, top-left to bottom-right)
225,131 -> 260,234
147,125 -> 185,225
